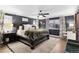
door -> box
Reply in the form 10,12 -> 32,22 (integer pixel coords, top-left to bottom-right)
65,15 -> 76,40
39,19 -> 46,29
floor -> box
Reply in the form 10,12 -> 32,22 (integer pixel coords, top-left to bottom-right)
0,36 -> 67,53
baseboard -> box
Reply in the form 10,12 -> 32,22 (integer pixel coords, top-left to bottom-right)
49,35 -> 60,38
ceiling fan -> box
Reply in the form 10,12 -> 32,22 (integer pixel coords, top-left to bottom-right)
38,10 -> 49,17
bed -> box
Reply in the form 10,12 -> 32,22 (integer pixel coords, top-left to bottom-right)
17,29 -> 49,49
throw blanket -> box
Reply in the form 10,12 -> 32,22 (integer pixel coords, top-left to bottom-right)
25,29 -> 49,41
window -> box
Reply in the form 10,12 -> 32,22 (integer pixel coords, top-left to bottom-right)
3,15 -> 13,33
49,18 -> 60,30
65,15 -> 74,31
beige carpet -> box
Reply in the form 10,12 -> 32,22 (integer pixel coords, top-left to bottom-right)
0,44 -> 12,53
0,36 -> 67,53
7,37 -> 60,53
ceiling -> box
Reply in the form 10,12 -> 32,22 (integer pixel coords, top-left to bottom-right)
0,5 -> 78,19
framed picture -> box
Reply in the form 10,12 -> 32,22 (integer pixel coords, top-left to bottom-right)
22,18 -> 28,22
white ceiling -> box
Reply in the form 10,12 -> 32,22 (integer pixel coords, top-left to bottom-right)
0,5 -> 78,19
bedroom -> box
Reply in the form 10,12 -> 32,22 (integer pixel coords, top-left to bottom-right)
0,5 -> 78,53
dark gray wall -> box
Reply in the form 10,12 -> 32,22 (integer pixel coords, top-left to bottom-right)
13,15 -> 22,25
4,13 -> 36,33
5,13 -> 35,29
